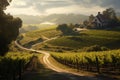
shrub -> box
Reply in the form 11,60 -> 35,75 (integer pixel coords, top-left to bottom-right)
55,49 -> 64,52
82,45 -> 109,52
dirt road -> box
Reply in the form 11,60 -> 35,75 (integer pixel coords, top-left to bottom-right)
15,40 -> 101,80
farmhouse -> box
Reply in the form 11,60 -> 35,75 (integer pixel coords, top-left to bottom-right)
93,12 -> 109,28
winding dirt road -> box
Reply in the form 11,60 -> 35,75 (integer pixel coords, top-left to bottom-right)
15,40 -> 101,80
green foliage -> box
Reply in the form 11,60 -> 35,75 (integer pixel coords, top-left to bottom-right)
56,24 -> 78,35
0,0 -> 22,55
82,45 -> 109,52
0,52 -> 33,80
51,49 -> 120,73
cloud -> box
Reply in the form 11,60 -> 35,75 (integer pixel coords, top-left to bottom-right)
6,6 -> 40,15
6,0 -> 120,15
46,5 -> 105,15
99,0 -> 120,11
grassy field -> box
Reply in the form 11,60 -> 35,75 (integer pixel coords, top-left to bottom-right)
20,25 -> 61,46
45,30 -> 120,51
20,26 -> 120,52
21,24 -> 58,32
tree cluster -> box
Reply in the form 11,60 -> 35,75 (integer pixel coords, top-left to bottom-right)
56,24 -> 78,35
0,0 -> 22,56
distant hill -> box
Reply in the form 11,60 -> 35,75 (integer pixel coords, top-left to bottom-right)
14,15 -> 43,24
14,14 -> 88,24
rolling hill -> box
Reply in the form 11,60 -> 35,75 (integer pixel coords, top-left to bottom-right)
32,29 -> 120,51
15,14 -> 88,24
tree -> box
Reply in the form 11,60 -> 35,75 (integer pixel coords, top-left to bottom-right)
83,20 -> 89,28
56,24 -> 75,35
103,8 -> 119,27
89,14 -> 94,23
0,0 -> 22,56
69,23 -> 75,29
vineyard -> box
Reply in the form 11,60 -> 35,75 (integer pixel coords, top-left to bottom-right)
51,49 -> 120,74
0,52 -> 34,80
47,30 -> 120,50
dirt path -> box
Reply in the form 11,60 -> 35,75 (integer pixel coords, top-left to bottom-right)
15,40 -> 101,80
32,36 -> 59,47
33,50 -> 98,80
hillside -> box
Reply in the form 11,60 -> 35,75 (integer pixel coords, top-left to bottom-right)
32,29 -> 120,51
20,25 -> 61,48
18,26 -> 120,80
15,14 -> 88,24
19,24 -> 57,33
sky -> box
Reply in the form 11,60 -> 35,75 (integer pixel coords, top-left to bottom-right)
5,0 -> 120,16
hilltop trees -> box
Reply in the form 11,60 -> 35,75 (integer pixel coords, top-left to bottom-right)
56,24 -> 78,35
0,0 -> 22,56
103,8 -> 119,26
56,24 -> 73,35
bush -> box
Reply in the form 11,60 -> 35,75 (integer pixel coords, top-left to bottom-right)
43,44 -> 49,48
82,45 -> 109,52
55,49 -> 64,52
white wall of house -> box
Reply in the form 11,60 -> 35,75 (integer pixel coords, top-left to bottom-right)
94,17 -> 103,28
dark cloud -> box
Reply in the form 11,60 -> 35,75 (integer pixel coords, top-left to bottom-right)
100,0 -> 120,10
77,0 -> 120,12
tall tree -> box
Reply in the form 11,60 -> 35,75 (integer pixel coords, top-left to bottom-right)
103,8 -> 118,21
83,20 -> 89,27
89,14 -> 94,23
56,24 -> 75,35
0,0 -> 22,56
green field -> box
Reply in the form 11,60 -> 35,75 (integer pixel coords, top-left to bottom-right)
20,26 -> 120,52
45,30 -> 120,51
20,25 -> 61,46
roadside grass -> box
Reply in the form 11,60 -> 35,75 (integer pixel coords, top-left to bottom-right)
22,54 -> 72,80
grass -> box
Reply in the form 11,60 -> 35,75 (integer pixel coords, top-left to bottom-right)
22,24 -> 57,31
20,27 -> 120,52
46,30 -> 120,50
20,25 -> 61,45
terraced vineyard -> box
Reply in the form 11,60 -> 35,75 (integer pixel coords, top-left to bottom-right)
46,30 -> 120,50
0,52 -> 34,80
51,49 -> 120,74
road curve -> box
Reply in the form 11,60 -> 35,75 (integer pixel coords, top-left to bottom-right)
15,40 -> 99,80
